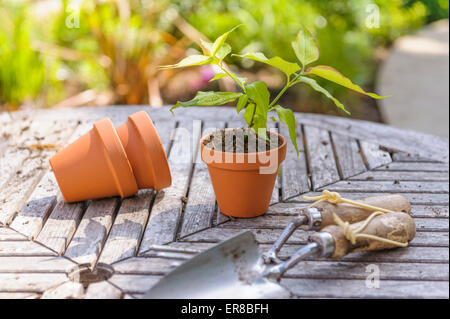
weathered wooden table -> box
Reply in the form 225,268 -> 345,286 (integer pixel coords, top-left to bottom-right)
0,106 -> 448,299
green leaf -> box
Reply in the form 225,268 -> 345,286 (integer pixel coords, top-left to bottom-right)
245,81 -> 270,114
305,65 -> 390,99
251,114 -> 268,140
274,105 -> 299,156
291,26 -> 319,67
202,39 -> 232,60
270,116 -> 277,122
159,55 -> 212,69
235,52 -> 300,78
209,73 -> 228,82
295,76 -> 350,114
211,25 -> 242,57
236,95 -> 248,114
170,91 -> 243,113
244,103 -> 256,125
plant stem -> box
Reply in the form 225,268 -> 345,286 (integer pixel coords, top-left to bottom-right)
219,62 -> 246,93
268,72 -> 302,109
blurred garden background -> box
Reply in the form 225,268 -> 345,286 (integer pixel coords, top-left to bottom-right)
0,0 -> 448,126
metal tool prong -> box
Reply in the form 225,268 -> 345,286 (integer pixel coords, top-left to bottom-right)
262,215 -> 308,264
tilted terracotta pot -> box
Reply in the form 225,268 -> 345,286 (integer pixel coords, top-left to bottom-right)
116,111 -> 171,190
50,118 -> 138,203
200,130 -> 287,218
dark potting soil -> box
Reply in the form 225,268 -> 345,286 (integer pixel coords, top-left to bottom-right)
202,128 -> 282,153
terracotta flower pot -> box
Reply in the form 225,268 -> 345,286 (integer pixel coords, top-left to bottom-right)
200,130 -> 287,218
50,118 -> 138,203
116,111 -> 171,190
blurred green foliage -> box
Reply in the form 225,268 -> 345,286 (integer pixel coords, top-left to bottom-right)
0,1 -> 45,109
0,0 -> 448,112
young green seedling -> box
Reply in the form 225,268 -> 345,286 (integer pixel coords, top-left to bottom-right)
160,25 -> 388,155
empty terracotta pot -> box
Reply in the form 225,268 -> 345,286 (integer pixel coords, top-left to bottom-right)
50,118 -> 138,203
200,130 -> 287,218
116,111 -> 171,190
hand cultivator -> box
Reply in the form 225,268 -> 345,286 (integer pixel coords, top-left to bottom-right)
144,192 -> 416,299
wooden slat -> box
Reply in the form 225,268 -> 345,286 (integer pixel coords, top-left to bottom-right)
112,257 -> 182,275
392,152 -> 438,162
170,240 -> 448,263
35,200 -> 87,255
0,241 -> 56,256
179,122 -> 225,238
98,190 -> 154,265
297,111 -> 448,163
9,120 -> 97,239
64,198 -> 120,267
303,125 -> 340,190
9,171 -> 58,240
288,191 -> 449,206
279,122 -> 310,200
217,214 -> 448,233
267,121 -> 281,204
281,278 -> 448,298
349,170 -> 449,181
411,205 -> 448,218
0,117 -> 78,225
182,227 -> 309,245
375,162 -> 449,172
323,180 -> 448,194
282,260 -> 448,281
41,281 -> 84,299
108,274 -> 161,294
0,227 -> 26,241
182,227 -> 448,247
0,273 -> 68,292
138,120 -> 201,252
359,141 -> 392,169
330,132 -> 366,179
84,281 -> 122,299
0,117 -> 34,188
0,256 -> 75,273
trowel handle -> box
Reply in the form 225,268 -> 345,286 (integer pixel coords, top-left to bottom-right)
314,194 -> 411,229
314,212 -> 416,259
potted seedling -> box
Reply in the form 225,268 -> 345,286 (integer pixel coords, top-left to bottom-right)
161,25 -> 387,218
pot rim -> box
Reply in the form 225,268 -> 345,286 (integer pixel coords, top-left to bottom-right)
199,128 -> 287,171
94,118 -> 138,197
128,111 -> 172,190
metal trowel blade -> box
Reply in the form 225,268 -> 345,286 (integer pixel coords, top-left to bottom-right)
142,231 -> 291,299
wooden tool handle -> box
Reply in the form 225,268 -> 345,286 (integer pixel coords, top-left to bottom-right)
316,194 -> 411,229
320,212 -> 416,259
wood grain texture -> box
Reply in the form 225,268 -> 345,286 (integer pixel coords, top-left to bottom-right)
84,281 -> 123,299
99,190 -> 154,265
349,170 -> 449,181
138,120 -> 201,252
279,123 -> 310,200
0,117 -> 78,225
323,180 -> 448,194
64,198 -> 120,267
179,122 -> 225,238
0,227 -> 26,241
281,278 -> 448,298
0,106 -> 448,299
0,241 -> 56,256
35,200 -> 87,255
359,140 -> 392,169
375,162 -> 449,172
0,273 -> 67,292
0,256 -> 75,273
303,125 -> 340,190
330,132 -> 366,179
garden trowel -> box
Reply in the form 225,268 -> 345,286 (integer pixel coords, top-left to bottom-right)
143,210 -> 415,299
